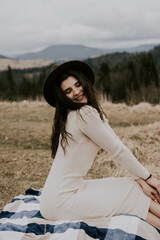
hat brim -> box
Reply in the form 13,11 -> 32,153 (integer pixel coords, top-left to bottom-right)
43,60 -> 95,107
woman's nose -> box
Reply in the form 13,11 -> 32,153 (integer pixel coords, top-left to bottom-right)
73,88 -> 80,95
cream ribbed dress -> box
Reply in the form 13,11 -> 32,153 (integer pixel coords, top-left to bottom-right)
40,106 -> 151,220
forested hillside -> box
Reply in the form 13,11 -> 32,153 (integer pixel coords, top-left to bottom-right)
87,46 -> 160,103
0,46 -> 160,104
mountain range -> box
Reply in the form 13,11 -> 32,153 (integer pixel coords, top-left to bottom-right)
15,45 -> 106,61
0,43 -> 159,62
0,54 -> 8,59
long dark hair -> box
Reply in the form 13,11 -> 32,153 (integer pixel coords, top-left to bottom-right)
51,70 -> 104,158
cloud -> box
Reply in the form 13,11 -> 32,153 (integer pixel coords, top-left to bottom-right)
0,0 -> 160,55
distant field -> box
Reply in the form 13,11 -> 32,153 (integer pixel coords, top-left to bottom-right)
0,58 -> 53,70
0,100 -> 160,210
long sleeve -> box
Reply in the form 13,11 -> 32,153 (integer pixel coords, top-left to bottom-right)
76,106 -> 150,180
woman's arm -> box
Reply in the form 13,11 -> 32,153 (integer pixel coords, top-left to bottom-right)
77,106 -> 150,180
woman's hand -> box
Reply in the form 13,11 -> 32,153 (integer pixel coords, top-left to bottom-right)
136,178 -> 160,203
146,175 -> 160,195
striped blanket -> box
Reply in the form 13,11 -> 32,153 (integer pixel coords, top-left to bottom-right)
0,188 -> 159,240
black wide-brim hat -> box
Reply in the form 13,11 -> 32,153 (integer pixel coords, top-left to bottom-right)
43,60 -> 95,107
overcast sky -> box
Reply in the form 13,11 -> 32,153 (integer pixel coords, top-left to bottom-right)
1,0 -> 160,56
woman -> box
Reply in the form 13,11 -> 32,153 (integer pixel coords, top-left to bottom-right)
40,60 -> 160,229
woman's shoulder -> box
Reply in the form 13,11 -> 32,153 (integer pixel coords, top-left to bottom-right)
67,106 -> 96,122
67,106 -> 94,116
78,105 -> 108,123
68,105 -> 107,123
78,105 -> 98,115
76,105 -> 99,119
76,105 -> 105,124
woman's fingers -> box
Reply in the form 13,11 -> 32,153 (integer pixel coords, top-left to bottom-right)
154,181 -> 160,194
146,176 -> 160,195
143,182 -> 160,203
137,178 -> 160,203
149,191 -> 158,202
150,195 -> 157,202
152,190 -> 160,203
157,183 -> 160,194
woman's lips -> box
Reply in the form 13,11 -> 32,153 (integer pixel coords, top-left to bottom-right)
73,93 -> 87,103
74,94 -> 83,101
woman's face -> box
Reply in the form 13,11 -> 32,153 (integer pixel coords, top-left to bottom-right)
61,76 -> 88,104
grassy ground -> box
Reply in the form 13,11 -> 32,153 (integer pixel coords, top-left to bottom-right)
0,100 -> 160,211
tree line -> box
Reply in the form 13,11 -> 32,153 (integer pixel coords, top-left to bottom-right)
0,66 -> 49,101
95,51 -> 159,104
0,50 -> 159,104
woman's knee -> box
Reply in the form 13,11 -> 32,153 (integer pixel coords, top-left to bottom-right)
149,199 -> 160,218
146,211 -> 160,230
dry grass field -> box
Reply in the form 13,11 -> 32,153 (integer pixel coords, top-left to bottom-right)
0,58 -> 53,70
0,100 -> 160,211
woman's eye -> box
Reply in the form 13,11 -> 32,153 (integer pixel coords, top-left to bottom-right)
65,89 -> 71,94
75,81 -> 81,87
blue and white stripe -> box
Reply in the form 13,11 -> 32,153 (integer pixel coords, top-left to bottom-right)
0,188 -> 159,240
